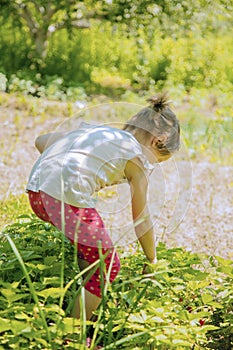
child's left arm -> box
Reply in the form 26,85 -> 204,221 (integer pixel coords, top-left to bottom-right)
125,158 -> 157,263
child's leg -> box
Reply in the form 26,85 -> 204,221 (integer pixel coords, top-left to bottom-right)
28,191 -> 120,320
28,190 -> 52,223
73,208 -> 120,298
69,209 -> 121,319
71,270 -> 102,320
71,258 -> 101,320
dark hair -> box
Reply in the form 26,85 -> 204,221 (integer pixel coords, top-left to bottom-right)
123,92 -> 180,155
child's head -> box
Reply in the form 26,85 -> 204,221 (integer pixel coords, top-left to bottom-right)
123,92 -> 180,160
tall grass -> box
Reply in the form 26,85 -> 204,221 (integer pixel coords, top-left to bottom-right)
5,234 -> 52,344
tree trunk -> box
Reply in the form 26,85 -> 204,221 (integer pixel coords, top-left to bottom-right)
34,28 -> 49,61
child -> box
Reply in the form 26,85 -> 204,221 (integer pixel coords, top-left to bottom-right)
26,93 -> 180,325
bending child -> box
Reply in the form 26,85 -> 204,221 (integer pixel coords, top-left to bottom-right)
26,93 -> 180,323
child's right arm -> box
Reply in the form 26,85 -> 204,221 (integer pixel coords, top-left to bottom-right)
125,158 -> 157,263
35,132 -> 66,153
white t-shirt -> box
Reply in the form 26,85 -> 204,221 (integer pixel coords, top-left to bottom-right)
26,123 -> 154,208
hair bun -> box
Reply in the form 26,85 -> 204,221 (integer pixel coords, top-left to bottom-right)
146,92 -> 170,112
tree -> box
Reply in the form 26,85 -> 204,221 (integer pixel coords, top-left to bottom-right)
0,0 -> 109,62
0,0 -> 232,66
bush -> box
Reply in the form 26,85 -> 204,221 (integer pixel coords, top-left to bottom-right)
0,19 -> 232,96
166,33 -> 233,91
8,74 -> 38,95
0,73 -> 7,91
0,19 -> 31,75
0,216 -> 232,349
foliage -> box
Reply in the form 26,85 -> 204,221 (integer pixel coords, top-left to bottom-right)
0,0 -> 232,63
0,194 -> 31,230
0,72 -> 7,91
0,0 -> 232,93
0,0 -> 99,61
102,246 -> 233,349
0,21 -> 232,96
0,215 -> 81,349
175,90 -> 233,163
0,215 -> 232,349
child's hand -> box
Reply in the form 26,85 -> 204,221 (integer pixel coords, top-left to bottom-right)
142,257 -> 157,274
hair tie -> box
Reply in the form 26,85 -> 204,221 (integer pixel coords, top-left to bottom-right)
146,92 -> 171,112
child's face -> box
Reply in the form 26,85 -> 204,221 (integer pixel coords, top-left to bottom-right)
149,147 -> 171,163
155,152 -> 171,163
143,135 -> 172,163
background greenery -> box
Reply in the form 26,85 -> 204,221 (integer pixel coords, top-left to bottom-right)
0,0 -> 232,97
0,0 -> 232,165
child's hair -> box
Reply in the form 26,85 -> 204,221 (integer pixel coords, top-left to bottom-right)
123,92 -> 180,155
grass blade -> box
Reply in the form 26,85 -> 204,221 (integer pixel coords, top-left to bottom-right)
5,234 -> 51,343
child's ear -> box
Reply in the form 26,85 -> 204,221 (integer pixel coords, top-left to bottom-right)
151,135 -> 167,147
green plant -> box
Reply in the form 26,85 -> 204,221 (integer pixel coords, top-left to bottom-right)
0,194 -> 31,229
0,72 -> 7,91
0,215 -> 87,349
97,244 -> 232,349
1,216 -> 232,349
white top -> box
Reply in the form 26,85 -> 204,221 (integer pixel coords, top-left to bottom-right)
26,122 -> 154,208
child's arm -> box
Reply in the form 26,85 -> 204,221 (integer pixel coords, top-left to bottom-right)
125,158 -> 156,263
35,132 -> 66,153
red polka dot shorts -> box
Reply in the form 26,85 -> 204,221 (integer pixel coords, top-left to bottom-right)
28,190 -> 120,297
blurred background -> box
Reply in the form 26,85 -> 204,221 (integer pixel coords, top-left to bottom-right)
0,0 -> 232,100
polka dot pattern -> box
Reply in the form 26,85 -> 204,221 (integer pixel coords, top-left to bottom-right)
28,190 -> 120,297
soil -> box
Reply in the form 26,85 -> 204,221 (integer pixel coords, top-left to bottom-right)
0,94 -> 232,259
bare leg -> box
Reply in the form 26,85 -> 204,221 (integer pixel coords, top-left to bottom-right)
72,288 -> 102,320
71,259 -> 102,320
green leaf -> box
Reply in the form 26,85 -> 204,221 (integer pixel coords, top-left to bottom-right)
188,311 -> 210,321
155,334 -> 167,341
42,277 -> 61,286
17,214 -> 32,219
196,325 -> 219,332
201,293 -> 214,304
173,339 -> 192,346
1,288 -> 28,303
61,317 -> 92,333
151,316 -> 164,323
44,256 -> 57,265
11,320 -> 31,335
169,277 -> 185,284
30,337 -> 49,347
37,287 -> 64,300
0,317 -> 12,332
25,262 -> 49,270
217,266 -> 233,277
188,280 -> 210,290
128,314 -> 145,324
178,310 -> 189,321
208,301 -> 223,308
44,304 -> 65,315
15,312 -> 30,321
216,256 -> 233,266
